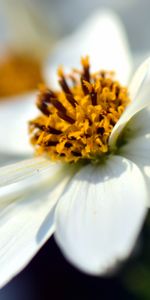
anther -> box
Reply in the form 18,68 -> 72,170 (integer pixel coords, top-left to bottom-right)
81,76 -> 89,95
71,151 -> 82,157
45,141 -> 58,147
90,91 -> 97,106
81,56 -> 90,82
37,93 -> 51,116
65,142 -> 72,148
97,127 -> 105,135
57,111 -> 75,124
37,89 -> 58,116
65,93 -> 77,108
50,98 -> 67,114
59,77 -> 72,95
47,126 -> 62,135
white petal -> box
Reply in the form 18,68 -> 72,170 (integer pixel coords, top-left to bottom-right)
118,107 -> 150,206
45,10 -> 132,88
0,92 -> 38,155
0,156 -> 61,187
0,162 -> 71,288
109,57 -> 150,148
55,156 -> 147,275
0,157 -> 66,209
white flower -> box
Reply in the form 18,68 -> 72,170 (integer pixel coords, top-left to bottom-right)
1,10 -> 150,288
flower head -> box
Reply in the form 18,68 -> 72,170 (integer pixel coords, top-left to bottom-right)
1,10 -> 150,289
29,57 -> 129,162
1,54 -> 150,288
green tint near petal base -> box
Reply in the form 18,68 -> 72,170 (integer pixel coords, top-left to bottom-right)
109,57 -> 150,149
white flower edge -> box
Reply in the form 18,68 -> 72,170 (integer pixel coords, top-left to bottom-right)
117,107 -> 150,204
109,57 -> 150,148
0,157 -> 75,288
2,31 -> 150,288
109,56 -> 150,204
45,9 -> 132,88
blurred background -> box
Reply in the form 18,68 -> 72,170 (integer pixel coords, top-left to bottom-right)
0,0 -> 149,60
0,0 -> 150,299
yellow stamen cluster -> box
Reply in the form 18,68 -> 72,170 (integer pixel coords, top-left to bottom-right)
29,57 -> 130,163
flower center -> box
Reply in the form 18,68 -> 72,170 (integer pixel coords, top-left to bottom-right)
29,57 -> 130,163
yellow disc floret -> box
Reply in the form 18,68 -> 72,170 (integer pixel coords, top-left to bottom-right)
29,56 -> 130,163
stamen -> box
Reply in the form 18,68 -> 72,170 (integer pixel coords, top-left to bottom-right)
65,94 -> 77,108
81,76 -> 89,95
29,122 -> 62,135
50,98 -> 67,114
37,92 -> 51,116
81,56 -> 90,82
57,112 -> 75,124
65,142 -> 72,148
90,90 -> 97,106
97,127 -> 105,135
45,141 -> 58,147
36,89 -> 58,116
80,56 -> 91,95
47,126 -> 62,135
29,57 -> 130,163
59,77 -> 72,95
71,151 -> 82,157
58,67 -> 77,107
58,66 -> 72,93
